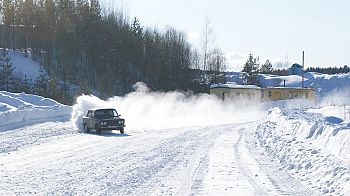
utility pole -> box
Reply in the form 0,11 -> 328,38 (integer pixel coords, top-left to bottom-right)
302,51 -> 305,88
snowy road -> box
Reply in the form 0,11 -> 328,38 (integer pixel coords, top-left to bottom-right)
0,122 -> 315,195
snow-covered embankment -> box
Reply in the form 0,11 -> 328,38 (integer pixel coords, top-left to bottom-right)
0,91 -> 71,131
255,107 -> 350,195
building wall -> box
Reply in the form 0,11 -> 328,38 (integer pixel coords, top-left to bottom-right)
210,87 -> 316,103
261,88 -> 315,102
210,87 -> 261,103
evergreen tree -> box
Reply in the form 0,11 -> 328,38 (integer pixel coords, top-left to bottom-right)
79,79 -> 91,95
242,53 -> 259,85
2,0 -> 15,48
0,49 -> 16,91
34,66 -> 49,96
261,59 -> 273,74
20,75 -> 31,93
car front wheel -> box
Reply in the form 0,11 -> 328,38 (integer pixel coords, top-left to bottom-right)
95,124 -> 101,134
120,127 -> 124,134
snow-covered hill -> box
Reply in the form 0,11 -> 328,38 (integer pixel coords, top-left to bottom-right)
0,91 -> 71,131
6,50 -> 41,82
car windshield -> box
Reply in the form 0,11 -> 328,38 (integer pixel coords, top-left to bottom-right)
94,109 -> 118,119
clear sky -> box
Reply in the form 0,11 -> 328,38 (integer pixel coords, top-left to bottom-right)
106,0 -> 350,71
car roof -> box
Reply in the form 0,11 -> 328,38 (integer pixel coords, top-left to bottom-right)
89,108 -> 116,112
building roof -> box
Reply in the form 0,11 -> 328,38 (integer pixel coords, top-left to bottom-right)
263,87 -> 315,91
290,63 -> 303,68
210,83 -> 314,91
210,83 -> 261,89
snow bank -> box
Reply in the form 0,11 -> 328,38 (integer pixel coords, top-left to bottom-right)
255,107 -> 350,195
0,91 -> 71,131
72,82 -> 266,132
261,99 -> 315,110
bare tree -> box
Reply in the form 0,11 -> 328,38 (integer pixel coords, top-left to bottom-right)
201,15 -> 214,72
208,48 -> 226,83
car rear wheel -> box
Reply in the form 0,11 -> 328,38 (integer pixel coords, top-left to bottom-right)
83,124 -> 90,133
120,127 -> 124,134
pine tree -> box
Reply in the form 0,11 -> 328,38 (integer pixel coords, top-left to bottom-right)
34,66 -> 49,96
21,75 -> 31,93
0,49 -> 16,91
79,79 -> 91,95
261,59 -> 273,74
48,77 -> 60,99
131,17 -> 142,36
242,53 -> 259,85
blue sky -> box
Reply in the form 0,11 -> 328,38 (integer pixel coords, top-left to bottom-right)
106,0 -> 349,71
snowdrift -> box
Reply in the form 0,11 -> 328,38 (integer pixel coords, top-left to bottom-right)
0,91 -> 71,131
255,107 -> 350,195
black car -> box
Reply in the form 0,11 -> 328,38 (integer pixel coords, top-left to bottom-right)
82,108 -> 125,134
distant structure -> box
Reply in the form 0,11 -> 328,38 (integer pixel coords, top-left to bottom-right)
288,63 -> 304,76
210,83 -> 315,103
210,83 -> 261,104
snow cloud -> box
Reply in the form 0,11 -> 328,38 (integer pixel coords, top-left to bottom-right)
320,87 -> 350,107
71,82 -> 265,132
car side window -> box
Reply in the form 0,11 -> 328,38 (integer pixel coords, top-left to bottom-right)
87,111 -> 90,117
113,110 -> 118,117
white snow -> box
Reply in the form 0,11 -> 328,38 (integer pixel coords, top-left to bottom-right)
0,122 -> 317,195
0,91 -> 71,131
7,50 -> 41,81
210,82 -> 260,89
255,107 -> 350,195
0,70 -> 350,195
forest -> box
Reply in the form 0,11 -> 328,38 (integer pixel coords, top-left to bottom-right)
0,0 -> 226,103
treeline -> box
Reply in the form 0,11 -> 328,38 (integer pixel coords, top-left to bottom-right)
306,65 -> 350,74
0,0 -> 226,103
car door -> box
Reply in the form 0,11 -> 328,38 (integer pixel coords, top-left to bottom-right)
86,110 -> 92,129
89,111 -> 95,128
